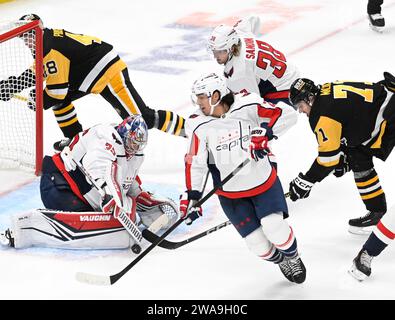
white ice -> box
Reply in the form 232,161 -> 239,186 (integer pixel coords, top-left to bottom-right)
0,0 -> 395,300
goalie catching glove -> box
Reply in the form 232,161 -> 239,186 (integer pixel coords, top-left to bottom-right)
179,192 -> 202,225
289,173 -> 315,201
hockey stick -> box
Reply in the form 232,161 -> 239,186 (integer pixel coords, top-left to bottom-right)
143,192 -> 291,249
75,158 -> 251,286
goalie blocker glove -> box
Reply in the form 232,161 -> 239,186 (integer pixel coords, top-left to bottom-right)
179,192 -> 202,225
289,173 -> 315,201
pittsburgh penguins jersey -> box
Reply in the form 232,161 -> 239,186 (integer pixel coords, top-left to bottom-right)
223,34 -> 299,101
53,123 -> 143,210
42,28 -> 127,108
305,81 -> 393,182
185,92 -> 297,198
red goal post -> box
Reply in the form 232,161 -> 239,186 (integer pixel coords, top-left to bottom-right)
0,19 -> 43,175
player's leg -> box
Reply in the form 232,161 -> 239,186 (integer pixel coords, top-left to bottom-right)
100,68 -> 186,136
252,178 -> 306,283
0,209 -> 132,249
349,204 -> 395,281
367,0 -> 385,32
347,149 -> 387,234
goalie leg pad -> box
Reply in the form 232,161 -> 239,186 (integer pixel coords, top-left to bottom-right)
10,209 -> 133,249
136,191 -> 179,230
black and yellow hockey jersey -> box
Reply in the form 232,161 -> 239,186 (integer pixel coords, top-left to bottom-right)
305,81 -> 392,182
42,28 -> 126,109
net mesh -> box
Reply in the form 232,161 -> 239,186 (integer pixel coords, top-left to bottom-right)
0,21 -> 37,171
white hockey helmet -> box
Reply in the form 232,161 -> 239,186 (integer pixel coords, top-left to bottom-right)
207,24 -> 240,53
191,73 -> 229,101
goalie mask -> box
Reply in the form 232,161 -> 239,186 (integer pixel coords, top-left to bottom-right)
289,78 -> 320,107
117,115 -> 148,157
191,73 -> 230,115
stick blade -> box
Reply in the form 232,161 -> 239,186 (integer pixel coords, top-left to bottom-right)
75,272 -> 112,286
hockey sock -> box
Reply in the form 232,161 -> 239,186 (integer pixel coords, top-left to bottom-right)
53,103 -> 83,138
354,169 -> 387,213
363,231 -> 388,257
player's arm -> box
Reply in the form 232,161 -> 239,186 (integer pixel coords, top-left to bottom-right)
304,116 -> 343,182
0,68 -> 35,101
255,99 -> 297,138
181,130 -> 209,224
289,115 -> 342,201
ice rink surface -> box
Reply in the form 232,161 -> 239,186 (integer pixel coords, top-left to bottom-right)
0,0 -> 395,300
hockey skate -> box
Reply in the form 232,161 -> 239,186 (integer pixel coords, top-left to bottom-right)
278,255 -> 306,284
0,229 -> 15,247
348,211 -> 385,235
348,249 -> 373,281
368,13 -> 385,32
53,138 -> 71,152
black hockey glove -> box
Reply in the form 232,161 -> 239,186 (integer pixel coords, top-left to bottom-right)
0,76 -> 18,101
333,154 -> 350,178
289,173 -> 314,201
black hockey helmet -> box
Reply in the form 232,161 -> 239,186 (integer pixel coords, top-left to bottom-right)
19,14 -> 41,22
289,78 -> 320,106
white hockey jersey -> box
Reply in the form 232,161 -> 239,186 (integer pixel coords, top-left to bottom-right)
58,123 -> 144,210
223,32 -> 299,101
185,92 -> 297,198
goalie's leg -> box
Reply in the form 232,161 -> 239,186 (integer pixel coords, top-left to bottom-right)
0,209 -> 134,249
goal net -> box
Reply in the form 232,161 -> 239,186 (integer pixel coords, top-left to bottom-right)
0,20 -> 43,175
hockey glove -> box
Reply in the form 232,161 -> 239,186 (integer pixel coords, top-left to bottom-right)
289,173 -> 314,201
0,76 -> 17,101
333,154 -> 350,178
60,146 -> 77,171
249,127 -> 270,161
179,192 -> 202,225
27,89 -> 36,111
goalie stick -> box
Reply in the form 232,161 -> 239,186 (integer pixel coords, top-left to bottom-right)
142,192 -> 291,249
75,158 -> 251,286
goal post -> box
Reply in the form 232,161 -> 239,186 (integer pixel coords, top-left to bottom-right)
0,19 -> 43,175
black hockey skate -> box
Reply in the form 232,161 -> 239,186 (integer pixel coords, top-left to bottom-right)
348,211 -> 385,235
349,249 -> 373,281
53,138 -> 71,152
368,13 -> 385,32
0,229 -> 15,247
278,255 -> 306,284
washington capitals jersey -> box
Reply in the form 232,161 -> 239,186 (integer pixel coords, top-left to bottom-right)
57,124 -> 144,210
42,28 -> 126,108
223,34 -> 299,101
305,81 -> 392,182
185,92 -> 297,198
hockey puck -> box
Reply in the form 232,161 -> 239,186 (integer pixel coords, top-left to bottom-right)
131,244 -> 142,254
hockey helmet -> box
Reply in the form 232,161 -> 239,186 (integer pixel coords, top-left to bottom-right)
191,73 -> 229,102
117,115 -> 148,156
19,14 -> 41,22
207,24 -> 240,53
289,78 -> 320,106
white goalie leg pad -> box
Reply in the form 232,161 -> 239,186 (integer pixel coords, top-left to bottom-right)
243,227 -> 273,257
260,213 -> 295,250
10,209 -> 133,249
136,191 -> 179,230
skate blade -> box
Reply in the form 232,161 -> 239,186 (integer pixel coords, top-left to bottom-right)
348,265 -> 368,282
369,24 -> 384,33
348,225 -> 374,235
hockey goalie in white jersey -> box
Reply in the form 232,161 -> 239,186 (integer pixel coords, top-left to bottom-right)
180,73 -> 306,283
207,16 -> 300,108
0,115 -> 178,250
